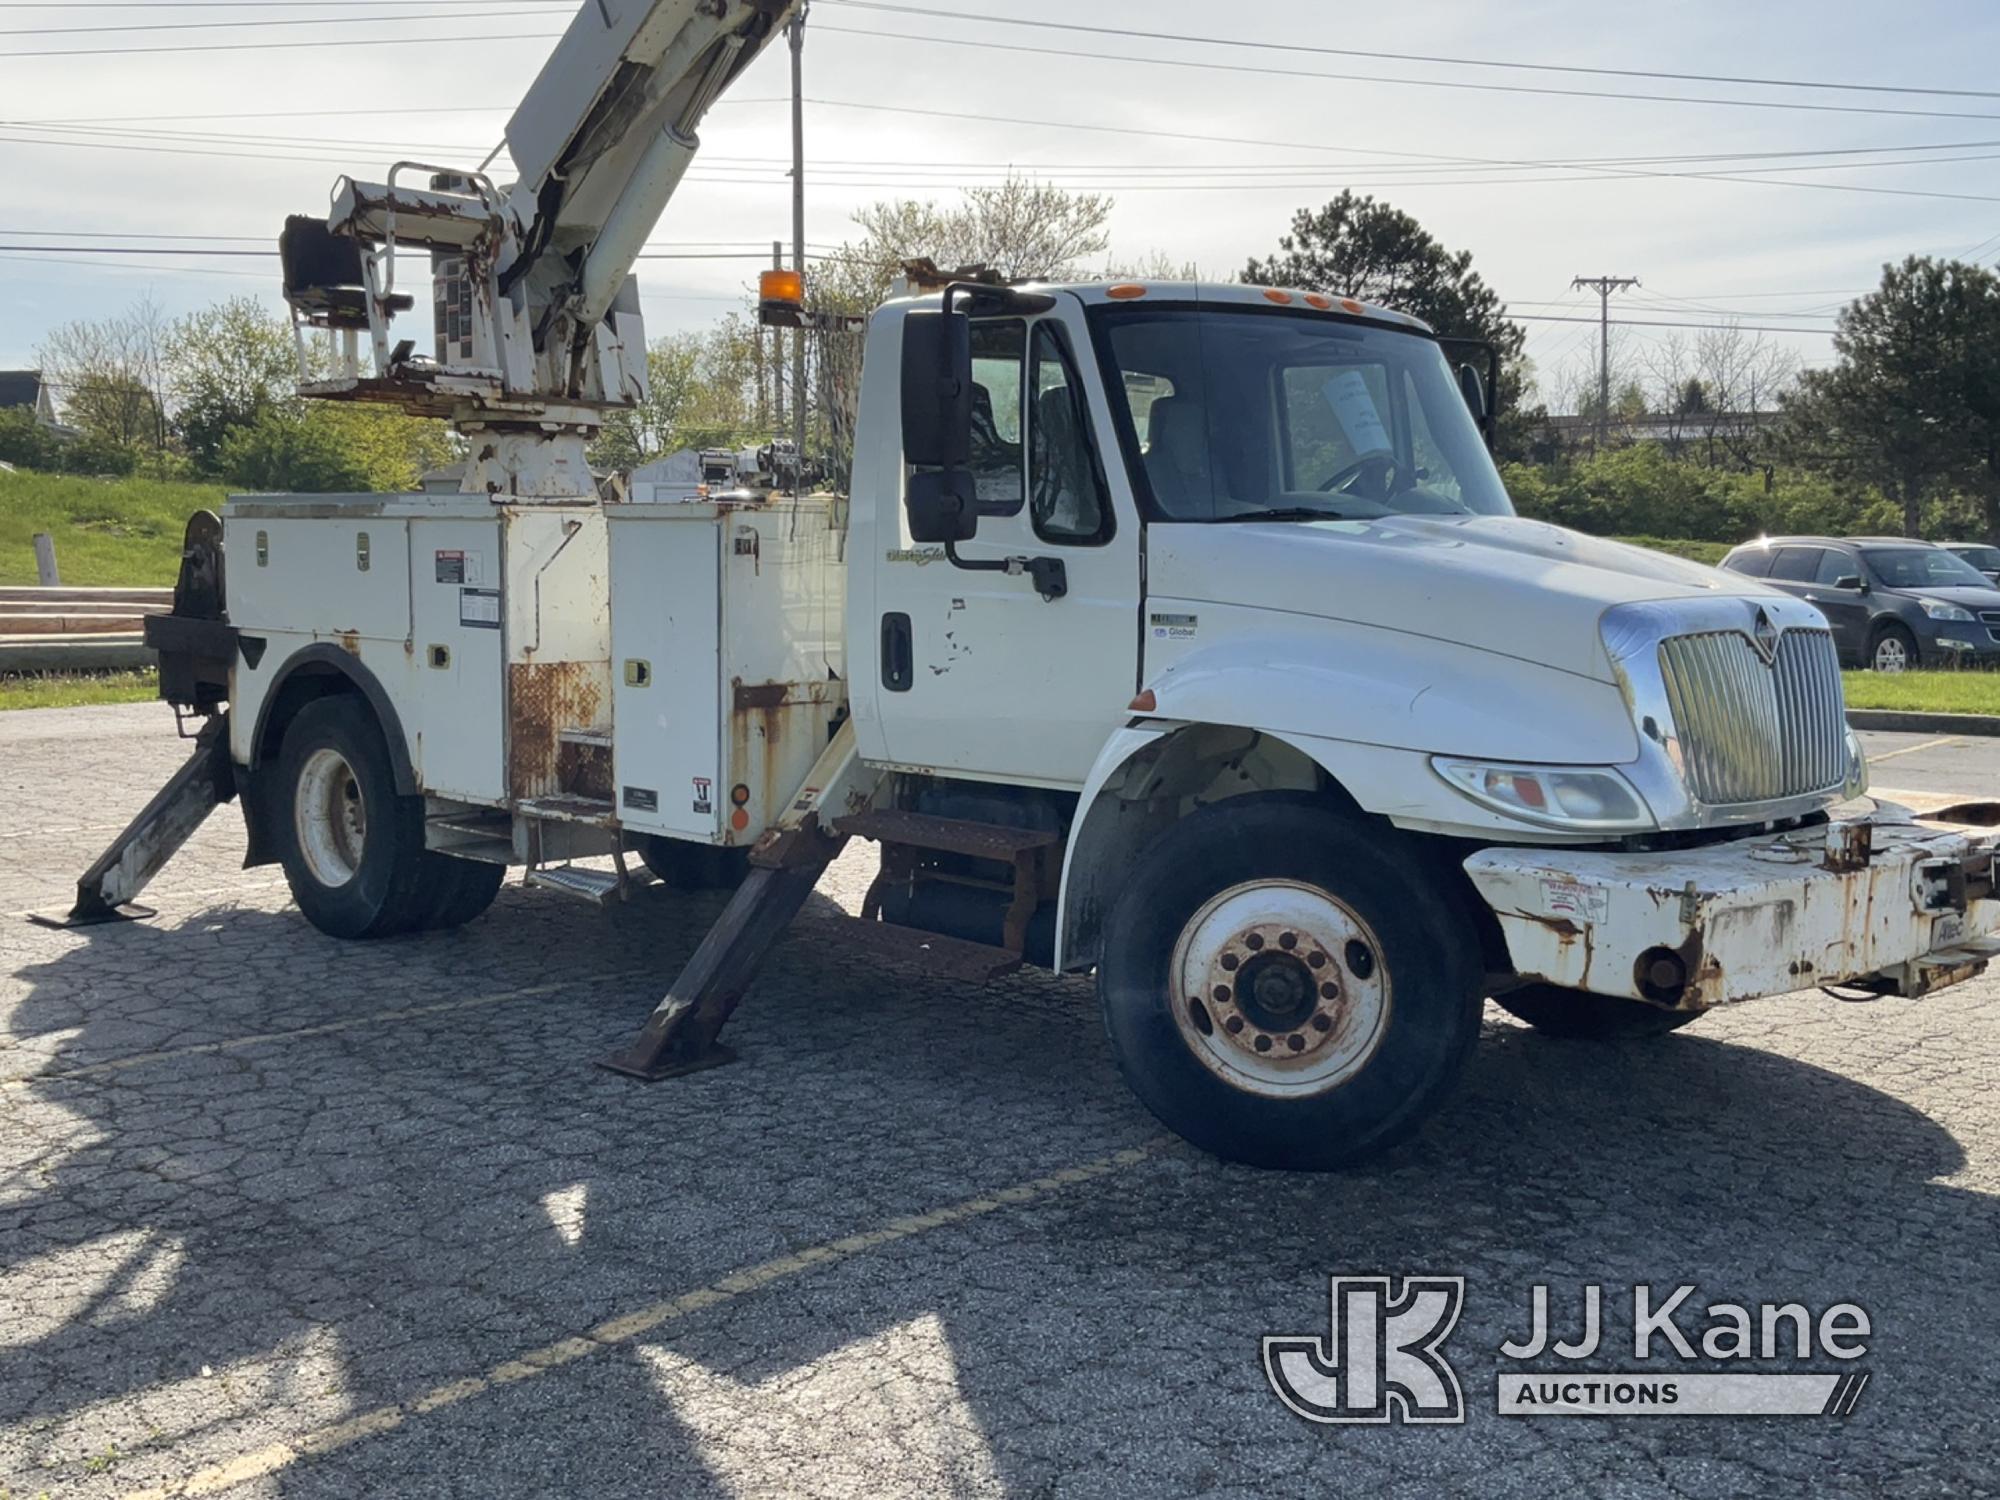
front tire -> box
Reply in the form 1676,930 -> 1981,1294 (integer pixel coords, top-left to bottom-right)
1098,797 -> 1482,1170
275,696 -> 431,940
1869,624 -> 1918,673
415,854 -> 506,931
1493,983 -> 1701,1038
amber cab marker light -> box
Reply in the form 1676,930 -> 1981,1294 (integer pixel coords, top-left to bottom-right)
1106,283 -> 1148,300
1129,689 -> 1157,713
1304,292 -> 1334,310
1340,297 -> 1365,314
1262,288 -> 1292,304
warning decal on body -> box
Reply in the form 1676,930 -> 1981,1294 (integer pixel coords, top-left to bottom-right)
1540,877 -> 1609,925
459,587 -> 501,628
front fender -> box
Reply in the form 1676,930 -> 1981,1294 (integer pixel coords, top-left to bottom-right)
1147,625 -> 1637,765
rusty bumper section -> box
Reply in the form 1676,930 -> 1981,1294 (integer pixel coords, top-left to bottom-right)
1464,803 -> 2000,1010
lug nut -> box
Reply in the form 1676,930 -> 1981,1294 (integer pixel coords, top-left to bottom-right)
1213,985 -> 1231,1003
1225,1016 -> 1244,1034
1253,1035 -> 1272,1052
1279,931 -> 1297,950
1320,982 -> 1340,1000
1220,953 -> 1240,972
1287,1034 -> 1305,1051
1312,1013 -> 1332,1032
1245,933 -> 1266,951
1307,951 -> 1327,970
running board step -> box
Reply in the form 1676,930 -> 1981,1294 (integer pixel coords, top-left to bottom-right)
832,810 -> 1058,860
839,920 -> 1024,981
525,865 -> 623,906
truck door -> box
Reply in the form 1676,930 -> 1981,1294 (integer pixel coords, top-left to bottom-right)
874,302 -> 1142,787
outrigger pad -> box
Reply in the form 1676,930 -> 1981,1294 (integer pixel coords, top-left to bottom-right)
27,903 -> 158,931
598,1039 -> 739,1083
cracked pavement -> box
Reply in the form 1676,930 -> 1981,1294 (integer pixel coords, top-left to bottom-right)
1,706 -> 1997,1499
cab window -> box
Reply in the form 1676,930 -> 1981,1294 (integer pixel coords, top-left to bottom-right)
1027,323 -> 1113,545
968,319 -> 1025,515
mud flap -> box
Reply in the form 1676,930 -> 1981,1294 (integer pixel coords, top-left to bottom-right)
30,714 -> 235,929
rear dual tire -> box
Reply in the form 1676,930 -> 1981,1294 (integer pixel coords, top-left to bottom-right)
275,696 -> 502,939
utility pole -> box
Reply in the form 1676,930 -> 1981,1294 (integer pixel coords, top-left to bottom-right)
789,7 -> 808,496
771,241 -> 786,432
1571,274 -> 1639,447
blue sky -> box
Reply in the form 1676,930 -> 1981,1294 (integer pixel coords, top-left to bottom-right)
3,0 -> 1999,405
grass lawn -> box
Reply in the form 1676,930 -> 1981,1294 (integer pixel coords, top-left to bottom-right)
0,670 -> 159,711
1842,670 -> 2000,716
0,468 -> 226,586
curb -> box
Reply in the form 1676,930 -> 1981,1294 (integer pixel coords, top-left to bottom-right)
1848,709 -> 2000,737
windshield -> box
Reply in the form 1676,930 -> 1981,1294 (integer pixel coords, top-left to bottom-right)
1864,547 -> 1993,590
1952,545 -> 2000,571
1087,304 -> 1513,523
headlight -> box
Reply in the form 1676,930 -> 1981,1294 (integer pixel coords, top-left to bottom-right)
1431,758 -> 1654,831
1918,598 -> 1975,622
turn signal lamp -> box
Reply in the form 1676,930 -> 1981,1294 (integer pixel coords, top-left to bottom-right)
1432,758 -> 1652,832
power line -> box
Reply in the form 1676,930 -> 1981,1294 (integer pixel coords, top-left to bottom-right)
813,22 -> 2000,124
0,28 -> 564,57
821,0 -> 2000,102
0,8 -> 569,36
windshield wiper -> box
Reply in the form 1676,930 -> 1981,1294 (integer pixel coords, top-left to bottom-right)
1215,506 -> 1354,524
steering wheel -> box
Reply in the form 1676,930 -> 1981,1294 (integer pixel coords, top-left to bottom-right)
1317,450 -> 1399,498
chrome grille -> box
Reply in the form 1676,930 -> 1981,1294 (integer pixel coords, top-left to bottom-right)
1657,627 -> 1847,806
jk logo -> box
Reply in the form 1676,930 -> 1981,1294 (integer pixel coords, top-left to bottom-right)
1263,1276 -> 1466,1425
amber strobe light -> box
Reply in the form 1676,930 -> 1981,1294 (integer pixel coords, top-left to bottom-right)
758,268 -> 806,327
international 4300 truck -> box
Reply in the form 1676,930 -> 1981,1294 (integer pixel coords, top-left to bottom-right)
65,0 -> 2000,1167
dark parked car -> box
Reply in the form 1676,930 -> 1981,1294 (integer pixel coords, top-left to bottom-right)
1944,541 -> 2000,584
1719,536 -> 2000,672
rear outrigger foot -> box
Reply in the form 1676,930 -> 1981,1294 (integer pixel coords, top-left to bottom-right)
597,837 -> 843,1082
31,714 -> 234,931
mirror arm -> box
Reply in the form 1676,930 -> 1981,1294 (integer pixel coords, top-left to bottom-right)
942,542 -> 1069,602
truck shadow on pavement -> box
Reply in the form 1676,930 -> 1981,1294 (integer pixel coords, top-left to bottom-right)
4,882 -> 1996,1497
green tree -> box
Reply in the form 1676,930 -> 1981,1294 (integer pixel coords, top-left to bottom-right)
1242,192 -> 1539,458
1785,256 -> 2000,537
36,297 -> 169,463
165,297 -> 296,473
218,407 -> 372,493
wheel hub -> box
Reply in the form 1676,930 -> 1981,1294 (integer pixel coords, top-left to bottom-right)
1170,880 -> 1391,1098
295,747 -> 367,889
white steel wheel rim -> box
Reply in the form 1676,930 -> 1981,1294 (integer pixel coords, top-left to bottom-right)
1168,879 -> 1392,1099
1874,636 -> 1910,672
294,747 -> 367,888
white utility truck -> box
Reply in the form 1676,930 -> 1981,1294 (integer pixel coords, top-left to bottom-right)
68,0 -> 2000,1168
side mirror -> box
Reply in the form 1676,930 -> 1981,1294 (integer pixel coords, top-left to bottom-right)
1834,574 -> 1863,592
901,308 -> 973,469
904,469 -> 979,544
1457,362 -> 1489,425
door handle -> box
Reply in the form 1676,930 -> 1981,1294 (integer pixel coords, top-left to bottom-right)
881,612 -> 913,692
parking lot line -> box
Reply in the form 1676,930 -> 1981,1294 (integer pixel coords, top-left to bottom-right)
1865,735 -> 1963,766
2,973 -> 652,1088
118,1141 -> 1163,1500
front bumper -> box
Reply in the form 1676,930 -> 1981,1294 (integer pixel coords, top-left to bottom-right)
1464,801 -> 2000,1010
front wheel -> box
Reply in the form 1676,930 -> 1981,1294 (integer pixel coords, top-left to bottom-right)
1098,797 -> 1482,1170
1869,624 -> 1918,673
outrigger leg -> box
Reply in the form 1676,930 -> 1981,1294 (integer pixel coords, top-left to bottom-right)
32,713 -> 236,929
598,721 -> 876,1081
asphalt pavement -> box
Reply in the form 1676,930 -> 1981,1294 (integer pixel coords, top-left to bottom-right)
2,704 -> 1998,1499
